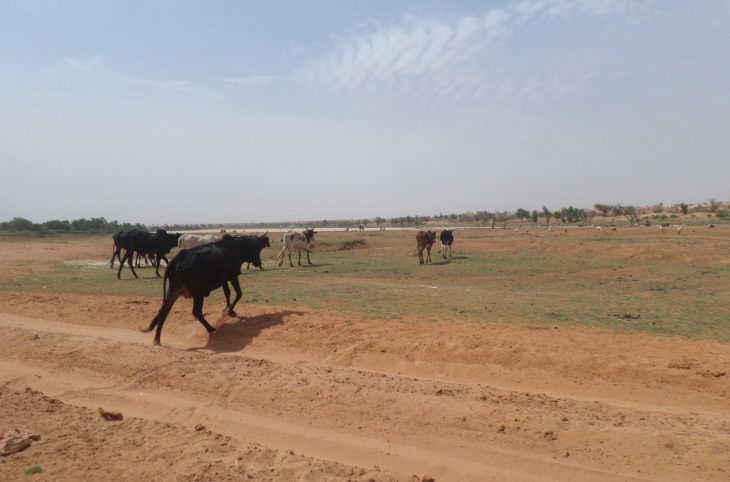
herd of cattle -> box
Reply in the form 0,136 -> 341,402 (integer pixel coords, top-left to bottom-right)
109,227 -> 455,344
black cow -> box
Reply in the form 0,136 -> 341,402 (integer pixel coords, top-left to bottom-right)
244,233 -> 270,270
112,229 -> 181,279
439,229 -> 454,259
143,234 -> 269,345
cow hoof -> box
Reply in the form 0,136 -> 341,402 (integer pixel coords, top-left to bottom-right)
153,339 -> 161,346
227,310 -> 237,317
207,327 -> 216,334
140,327 -> 152,333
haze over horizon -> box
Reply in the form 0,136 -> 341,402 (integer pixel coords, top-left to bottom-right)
2,0 -> 729,225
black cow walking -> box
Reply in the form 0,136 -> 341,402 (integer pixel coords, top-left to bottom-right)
439,229 -> 454,259
143,234 -> 270,345
111,229 -> 181,279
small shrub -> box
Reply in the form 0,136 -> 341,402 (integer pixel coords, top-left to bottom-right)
25,466 -> 42,475
338,239 -> 367,250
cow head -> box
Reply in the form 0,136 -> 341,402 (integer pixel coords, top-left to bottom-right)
258,231 -> 271,248
303,228 -> 316,243
232,234 -> 269,269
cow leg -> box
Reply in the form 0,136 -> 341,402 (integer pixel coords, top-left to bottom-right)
160,255 -> 170,267
227,278 -> 243,316
427,245 -> 432,263
109,245 -> 121,268
117,250 -> 138,279
297,250 -> 302,266
192,295 -> 216,334
146,291 -> 180,345
222,282 -> 232,310
246,262 -> 250,271
288,252 -> 294,267
418,246 -> 424,264
278,249 -> 285,267
154,254 -> 163,277
128,250 -> 139,277
306,249 -> 312,265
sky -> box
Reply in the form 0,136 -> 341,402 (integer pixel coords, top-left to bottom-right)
1,0 -> 729,224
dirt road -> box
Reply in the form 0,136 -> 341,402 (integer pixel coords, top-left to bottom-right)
1,290 -> 728,481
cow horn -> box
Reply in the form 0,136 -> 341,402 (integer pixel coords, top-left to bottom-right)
261,231 -> 268,237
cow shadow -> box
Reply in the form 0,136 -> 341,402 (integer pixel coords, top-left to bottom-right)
450,255 -> 468,260
300,263 -> 331,268
429,260 -> 452,266
189,310 -> 304,353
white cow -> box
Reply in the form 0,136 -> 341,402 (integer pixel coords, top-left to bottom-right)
278,228 -> 316,267
178,233 -> 221,250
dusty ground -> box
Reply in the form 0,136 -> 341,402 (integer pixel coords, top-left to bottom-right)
0,231 -> 729,481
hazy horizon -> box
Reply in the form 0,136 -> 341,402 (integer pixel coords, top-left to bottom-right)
2,1 -> 729,225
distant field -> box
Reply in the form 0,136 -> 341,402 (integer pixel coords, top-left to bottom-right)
1,226 -> 729,341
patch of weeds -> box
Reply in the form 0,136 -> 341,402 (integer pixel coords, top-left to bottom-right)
338,239 -> 367,250
25,466 -> 43,475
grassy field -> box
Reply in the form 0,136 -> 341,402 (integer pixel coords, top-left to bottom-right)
1,228 -> 729,341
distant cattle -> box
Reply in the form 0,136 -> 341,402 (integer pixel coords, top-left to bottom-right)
416,230 -> 437,264
110,231 -> 161,269
278,228 -> 316,267
111,229 -> 181,279
439,230 -> 454,259
143,234 -> 270,345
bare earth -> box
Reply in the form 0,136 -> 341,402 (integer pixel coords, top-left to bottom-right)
0,234 -> 729,481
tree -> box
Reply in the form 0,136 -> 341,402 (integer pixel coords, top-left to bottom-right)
677,203 -> 688,215
708,198 -> 719,212
515,208 -> 530,221
585,210 -> 595,224
594,203 -> 613,216
43,219 -> 71,231
542,206 -> 552,225
531,210 -> 538,223
5,217 -> 37,231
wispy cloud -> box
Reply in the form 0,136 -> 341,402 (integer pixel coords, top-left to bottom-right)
294,0 -> 650,100
224,75 -> 283,85
67,56 -> 102,72
130,79 -> 195,92
123,77 -> 223,100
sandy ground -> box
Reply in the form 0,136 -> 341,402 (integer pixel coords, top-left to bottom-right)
0,234 -> 729,481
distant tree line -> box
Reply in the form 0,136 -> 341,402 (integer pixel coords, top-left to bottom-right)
3,199 -> 726,234
0,217 -> 146,234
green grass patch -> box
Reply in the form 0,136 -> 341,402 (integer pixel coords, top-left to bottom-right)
2,231 -> 729,342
